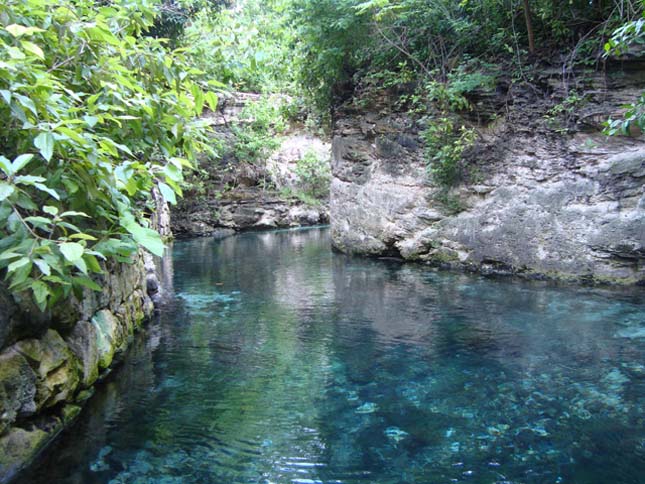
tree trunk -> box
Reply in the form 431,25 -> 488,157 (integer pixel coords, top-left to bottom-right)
522,0 -> 535,54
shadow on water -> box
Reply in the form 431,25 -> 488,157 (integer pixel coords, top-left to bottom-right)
19,227 -> 645,484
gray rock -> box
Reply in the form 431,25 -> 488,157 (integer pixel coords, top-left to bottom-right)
64,321 -> 100,388
15,330 -> 81,410
330,88 -> 645,284
0,351 -> 37,434
0,288 -> 50,352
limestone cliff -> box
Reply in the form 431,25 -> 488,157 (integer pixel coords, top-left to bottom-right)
172,93 -> 330,237
331,68 -> 645,284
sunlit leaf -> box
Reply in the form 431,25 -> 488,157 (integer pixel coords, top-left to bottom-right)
34,132 -> 55,161
59,242 -> 84,262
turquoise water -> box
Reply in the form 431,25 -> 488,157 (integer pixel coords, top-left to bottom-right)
20,227 -> 645,484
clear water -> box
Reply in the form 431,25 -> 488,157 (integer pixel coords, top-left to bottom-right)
20,227 -> 645,484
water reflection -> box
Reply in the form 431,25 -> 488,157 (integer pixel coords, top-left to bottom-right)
20,227 -> 645,484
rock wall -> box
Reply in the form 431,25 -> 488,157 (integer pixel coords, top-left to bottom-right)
173,192 -> 329,237
0,253 -> 159,483
172,93 -> 330,238
331,68 -> 645,284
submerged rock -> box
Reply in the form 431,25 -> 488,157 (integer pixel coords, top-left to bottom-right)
615,326 -> 645,339
384,426 -> 409,443
355,402 -> 378,414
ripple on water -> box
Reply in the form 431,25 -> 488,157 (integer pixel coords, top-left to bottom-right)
18,228 -> 645,484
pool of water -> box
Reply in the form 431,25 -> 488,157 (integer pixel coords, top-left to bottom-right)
20,227 -> 645,484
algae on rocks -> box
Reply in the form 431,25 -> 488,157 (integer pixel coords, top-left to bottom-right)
0,251 -> 160,484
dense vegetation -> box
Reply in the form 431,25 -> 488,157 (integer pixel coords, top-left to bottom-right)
0,0 -> 217,309
1,0 -> 643,310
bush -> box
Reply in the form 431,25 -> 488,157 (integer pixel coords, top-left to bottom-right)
294,150 -> 331,200
422,117 -> 476,187
232,95 -> 287,164
0,0 -> 215,310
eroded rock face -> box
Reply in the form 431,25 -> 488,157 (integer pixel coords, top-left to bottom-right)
0,352 -> 36,435
15,330 -> 81,411
171,93 -> 331,238
331,72 -> 645,284
173,191 -> 330,237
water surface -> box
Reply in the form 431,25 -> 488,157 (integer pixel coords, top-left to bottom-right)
21,227 -> 645,484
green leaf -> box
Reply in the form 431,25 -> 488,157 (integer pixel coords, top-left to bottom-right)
59,242 -> 84,262
34,258 -> 51,276
123,221 -> 165,257
24,216 -> 52,226
34,183 -> 60,200
74,257 -> 88,274
8,257 -> 30,272
14,175 -> 46,185
32,280 -> 50,312
43,205 -> 58,216
34,132 -> 55,161
158,182 -> 177,205
14,94 -> 37,116
0,182 -> 15,202
0,90 -> 11,105
69,233 -> 97,241
5,24 -> 44,37
12,154 -> 34,173
83,115 -> 99,128
8,261 -> 32,289
55,126 -> 87,145
60,211 -> 90,218
205,92 -> 219,112
163,163 -> 182,182
83,254 -> 103,273
21,40 -> 45,60
0,156 -> 11,175
72,276 -> 102,292
0,251 -> 21,261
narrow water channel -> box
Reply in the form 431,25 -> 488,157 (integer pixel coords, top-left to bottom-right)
21,227 -> 645,484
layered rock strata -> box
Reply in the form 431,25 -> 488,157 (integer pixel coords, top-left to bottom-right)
331,69 -> 645,284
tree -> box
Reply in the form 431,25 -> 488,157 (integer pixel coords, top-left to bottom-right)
0,0 -> 217,310
523,0 -> 536,54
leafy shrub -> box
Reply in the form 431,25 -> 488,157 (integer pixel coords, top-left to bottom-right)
604,12 -> 645,136
0,0 -> 215,310
422,117 -> 476,187
182,0 -> 296,93
294,150 -> 331,200
232,95 -> 287,164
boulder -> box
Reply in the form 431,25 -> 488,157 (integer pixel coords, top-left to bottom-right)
0,351 -> 37,434
0,426 -> 51,483
92,310 -> 124,370
64,321 -> 100,388
15,330 -> 81,411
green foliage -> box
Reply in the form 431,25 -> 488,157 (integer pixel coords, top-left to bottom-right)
422,117 -> 476,187
182,0 -> 296,92
0,0 -> 215,310
293,150 -> 331,200
604,93 -> 645,136
289,0 -> 371,112
147,0 -> 231,45
232,95 -> 287,164
544,91 -> 587,133
288,0 -> 643,111
604,8 -> 645,136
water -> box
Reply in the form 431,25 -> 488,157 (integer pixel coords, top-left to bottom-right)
20,227 -> 645,484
